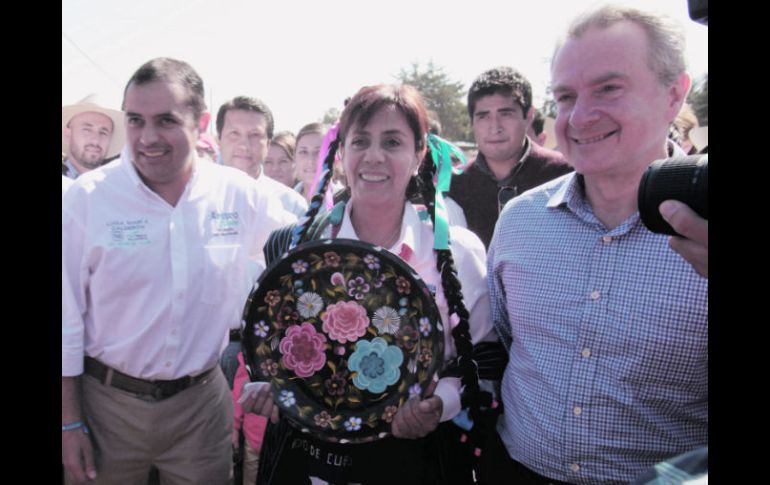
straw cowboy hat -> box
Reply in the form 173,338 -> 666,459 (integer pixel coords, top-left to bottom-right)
62,94 -> 125,160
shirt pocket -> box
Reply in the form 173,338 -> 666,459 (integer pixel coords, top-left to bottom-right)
201,244 -> 244,305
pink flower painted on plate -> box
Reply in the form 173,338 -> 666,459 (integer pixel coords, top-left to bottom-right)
321,300 -> 369,344
394,325 -> 419,352
381,405 -> 398,423
324,252 -> 341,267
330,272 -> 346,287
395,276 -> 411,295
314,410 -> 333,428
324,370 -> 349,397
278,322 -> 327,378
264,290 -> 281,307
260,359 -> 278,377
418,347 -> 433,367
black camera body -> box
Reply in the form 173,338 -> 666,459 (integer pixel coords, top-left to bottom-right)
638,154 -> 708,237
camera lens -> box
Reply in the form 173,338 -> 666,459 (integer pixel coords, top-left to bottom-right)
638,154 -> 708,236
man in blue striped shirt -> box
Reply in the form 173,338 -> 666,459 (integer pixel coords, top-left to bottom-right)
486,6 -> 708,484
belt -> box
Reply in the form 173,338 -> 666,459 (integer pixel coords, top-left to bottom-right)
229,328 -> 242,342
83,357 -> 216,401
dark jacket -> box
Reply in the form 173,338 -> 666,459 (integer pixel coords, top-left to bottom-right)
448,138 -> 572,248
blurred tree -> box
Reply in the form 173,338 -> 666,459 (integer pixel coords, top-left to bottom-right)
687,73 -> 708,126
322,107 -> 341,125
397,61 -> 472,142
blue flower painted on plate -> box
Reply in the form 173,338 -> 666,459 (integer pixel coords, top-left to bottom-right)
363,254 -> 380,270
372,306 -> 400,335
398,297 -> 408,308
398,308 -> 408,316
297,292 -> 324,318
344,416 -> 362,432
348,337 -> 403,393
419,317 -> 431,337
292,260 -> 309,274
278,390 -> 296,407
254,320 -> 269,338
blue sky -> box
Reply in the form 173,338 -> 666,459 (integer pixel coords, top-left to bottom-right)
63,0 -> 708,135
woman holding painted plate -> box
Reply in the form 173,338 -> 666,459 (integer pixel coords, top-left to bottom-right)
241,84 -> 495,484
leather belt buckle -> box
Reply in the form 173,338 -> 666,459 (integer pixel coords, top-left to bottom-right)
154,376 -> 192,400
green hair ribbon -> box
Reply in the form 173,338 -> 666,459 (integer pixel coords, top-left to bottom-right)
426,133 -> 468,250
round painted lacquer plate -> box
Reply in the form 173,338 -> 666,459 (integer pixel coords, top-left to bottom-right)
242,238 -> 444,443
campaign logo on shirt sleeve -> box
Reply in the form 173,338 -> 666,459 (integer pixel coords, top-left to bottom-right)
210,211 -> 240,237
107,219 -> 151,248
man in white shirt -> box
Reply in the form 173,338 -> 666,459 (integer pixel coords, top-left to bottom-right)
216,96 -> 308,218
61,57 -> 295,485
214,96 -> 309,390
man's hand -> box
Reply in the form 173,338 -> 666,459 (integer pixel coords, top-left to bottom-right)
238,382 -> 279,424
659,200 -> 708,278
390,395 -> 443,439
62,428 -> 97,483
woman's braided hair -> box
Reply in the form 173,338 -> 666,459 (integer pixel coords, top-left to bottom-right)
417,150 -> 479,421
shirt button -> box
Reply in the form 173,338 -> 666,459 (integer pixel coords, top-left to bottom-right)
570,463 -> 580,473
573,406 -> 582,416
590,290 -> 601,300
602,235 -> 612,243
165,361 -> 172,367
582,348 -> 592,358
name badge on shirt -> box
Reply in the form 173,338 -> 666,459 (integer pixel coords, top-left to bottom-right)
210,211 -> 240,237
107,219 -> 151,248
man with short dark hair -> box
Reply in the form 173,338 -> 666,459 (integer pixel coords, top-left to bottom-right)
449,66 -> 572,248
486,7 -> 707,484
214,96 -> 308,394
216,96 -> 308,219
62,95 -> 125,178
62,58 -> 295,485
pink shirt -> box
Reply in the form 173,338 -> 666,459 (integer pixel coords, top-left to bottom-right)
233,352 -> 267,450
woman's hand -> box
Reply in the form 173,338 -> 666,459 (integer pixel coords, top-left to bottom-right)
238,382 -> 280,424
390,395 -> 443,439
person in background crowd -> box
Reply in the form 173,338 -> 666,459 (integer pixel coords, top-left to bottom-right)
526,108 -> 548,147
449,66 -> 572,248
62,94 -> 125,179
293,122 -> 344,202
263,131 -> 298,188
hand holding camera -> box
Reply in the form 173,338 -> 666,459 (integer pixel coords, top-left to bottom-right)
638,154 -> 708,278
660,200 -> 708,278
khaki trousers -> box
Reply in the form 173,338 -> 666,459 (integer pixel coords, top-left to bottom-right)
242,440 -> 260,485
76,368 -> 232,485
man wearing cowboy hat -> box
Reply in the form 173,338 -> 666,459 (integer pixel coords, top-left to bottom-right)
62,94 -> 125,179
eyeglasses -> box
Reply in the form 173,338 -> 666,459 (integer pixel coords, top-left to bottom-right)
497,186 -> 518,213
